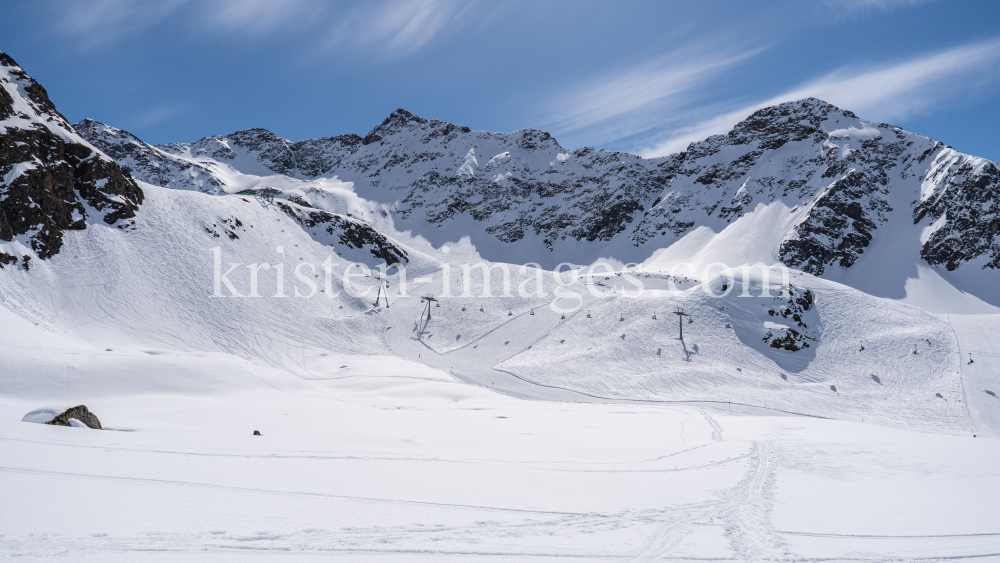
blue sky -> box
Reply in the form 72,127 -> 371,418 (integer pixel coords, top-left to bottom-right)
3,0 -> 1000,161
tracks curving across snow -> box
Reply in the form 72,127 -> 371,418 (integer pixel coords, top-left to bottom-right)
720,441 -> 788,562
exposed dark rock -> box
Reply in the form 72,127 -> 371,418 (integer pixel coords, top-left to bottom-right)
275,200 -> 408,265
761,285 -> 817,352
1,52 -> 143,260
915,155 -> 1000,270
45,405 -> 102,429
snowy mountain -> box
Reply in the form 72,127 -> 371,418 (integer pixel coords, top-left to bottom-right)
6,49 -> 1000,562
77,101 -> 1000,284
0,54 -> 142,262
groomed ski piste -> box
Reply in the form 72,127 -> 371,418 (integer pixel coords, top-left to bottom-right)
2,181 -> 1000,562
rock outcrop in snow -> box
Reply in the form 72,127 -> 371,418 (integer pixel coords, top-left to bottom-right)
44,405 -> 103,429
0,53 -> 142,261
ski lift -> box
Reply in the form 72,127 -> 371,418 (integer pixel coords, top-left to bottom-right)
725,322 -> 732,328
436,301 -> 440,307
652,312 -> 657,320
688,317 -> 693,324
462,304 -> 467,311
859,339 -> 866,351
508,310 -> 513,316
969,353 -> 974,365
586,310 -> 592,318
479,304 -> 484,312
620,314 -> 625,322
530,309 -> 535,315
561,313 -> 566,320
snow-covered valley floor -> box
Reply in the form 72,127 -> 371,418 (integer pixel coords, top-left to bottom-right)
3,350 -> 1000,562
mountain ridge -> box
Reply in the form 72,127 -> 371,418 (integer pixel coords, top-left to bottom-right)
75,98 -> 1000,281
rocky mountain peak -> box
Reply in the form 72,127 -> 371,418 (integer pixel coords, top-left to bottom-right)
363,108 -> 428,145
73,118 -> 146,160
362,108 -> 472,146
1,52 -> 143,262
0,52 -> 63,123
716,98 -> 860,153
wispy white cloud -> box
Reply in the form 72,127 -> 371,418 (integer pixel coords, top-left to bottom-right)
51,0 -> 189,50
48,0 -> 470,58
326,0 -> 476,58
638,37 -> 1000,157
823,0 -> 936,16
202,0 -> 324,34
544,44 -> 766,140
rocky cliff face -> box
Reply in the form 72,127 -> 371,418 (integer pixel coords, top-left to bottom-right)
76,98 -> 1000,275
0,53 -> 143,263
342,109 -> 670,251
914,148 -> 1000,270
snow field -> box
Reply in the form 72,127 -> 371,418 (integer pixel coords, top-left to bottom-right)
4,363 -> 1000,561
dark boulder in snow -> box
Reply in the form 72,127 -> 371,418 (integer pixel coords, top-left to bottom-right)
45,405 -> 103,429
